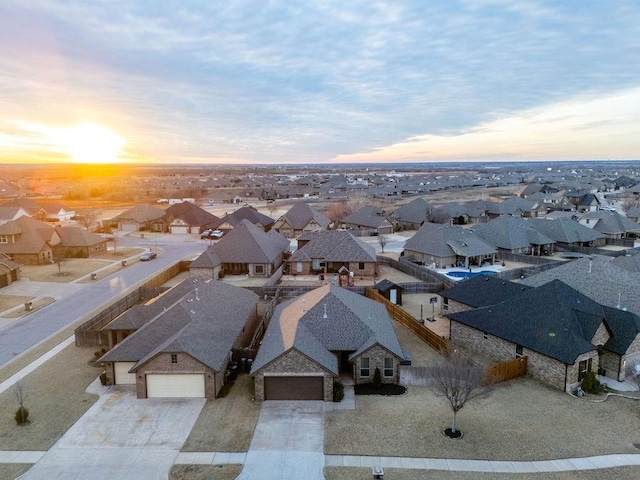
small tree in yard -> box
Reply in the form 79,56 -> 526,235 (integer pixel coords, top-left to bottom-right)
378,233 -> 388,253
428,350 -> 493,438
14,379 -> 29,425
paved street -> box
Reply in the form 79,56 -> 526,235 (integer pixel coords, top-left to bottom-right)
0,234 -> 204,367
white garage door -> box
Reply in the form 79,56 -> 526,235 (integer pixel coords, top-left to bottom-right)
146,374 -> 205,398
120,222 -> 139,232
170,225 -> 189,235
114,362 -> 136,385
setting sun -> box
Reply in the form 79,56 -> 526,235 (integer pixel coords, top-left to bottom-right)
61,122 -> 126,163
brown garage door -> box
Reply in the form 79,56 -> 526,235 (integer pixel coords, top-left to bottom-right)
264,376 -> 323,400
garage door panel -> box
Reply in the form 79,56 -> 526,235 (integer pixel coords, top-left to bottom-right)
171,226 -> 189,234
264,376 -> 323,400
114,362 -> 136,385
146,374 -> 205,398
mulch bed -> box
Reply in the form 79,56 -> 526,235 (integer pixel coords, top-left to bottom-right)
354,383 -> 406,396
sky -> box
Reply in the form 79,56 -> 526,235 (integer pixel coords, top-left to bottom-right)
0,1 -> 639,165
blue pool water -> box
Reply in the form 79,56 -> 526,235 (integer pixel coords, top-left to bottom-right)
445,270 -> 497,279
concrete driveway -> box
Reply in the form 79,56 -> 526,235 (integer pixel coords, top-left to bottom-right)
236,401 -> 326,480
19,380 -> 205,480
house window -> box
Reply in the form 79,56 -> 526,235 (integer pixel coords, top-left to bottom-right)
384,358 -> 394,377
360,358 -> 370,377
312,258 -> 323,270
442,298 -> 449,311
255,265 -> 264,274
296,262 -> 303,273
578,359 -> 592,381
0,235 -> 7,243
171,354 -> 178,364
515,345 -> 523,358
358,262 -> 365,270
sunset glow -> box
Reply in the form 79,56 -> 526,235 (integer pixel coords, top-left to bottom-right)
60,123 -> 126,164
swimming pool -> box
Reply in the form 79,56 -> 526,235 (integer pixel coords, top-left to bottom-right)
445,270 -> 498,279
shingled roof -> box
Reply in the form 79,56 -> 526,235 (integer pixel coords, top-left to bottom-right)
342,206 -> 392,229
0,215 -> 59,254
213,206 -> 274,230
55,226 -> 107,247
404,223 -> 496,258
279,203 -> 330,230
290,230 -> 375,263
113,204 -> 165,223
448,280 -> 607,365
100,280 -> 259,372
251,284 -> 405,374
392,198 -> 434,225
211,219 -> 289,263
473,216 -> 555,250
527,218 -> 605,244
162,201 -> 219,228
441,275 -> 532,308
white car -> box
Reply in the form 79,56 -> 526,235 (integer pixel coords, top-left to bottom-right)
210,230 -> 224,239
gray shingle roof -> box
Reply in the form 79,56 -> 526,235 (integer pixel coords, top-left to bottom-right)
251,285 -> 404,374
403,223 -> 497,258
392,198 -> 433,225
55,226 -> 107,247
0,215 -> 58,255
473,216 -> 555,250
441,275 -> 532,308
448,280 -> 606,364
163,201 -> 219,228
211,219 -> 289,263
113,204 -> 165,223
290,230 -> 376,263
214,206 -> 274,229
527,218 -> 605,244
342,206 -> 392,229
100,280 -> 259,372
279,203 -> 330,230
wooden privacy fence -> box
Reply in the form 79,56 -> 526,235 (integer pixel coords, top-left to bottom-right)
486,356 -> 528,384
366,288 -> 451,355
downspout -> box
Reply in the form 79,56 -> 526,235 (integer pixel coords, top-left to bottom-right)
564,364 -> 568,393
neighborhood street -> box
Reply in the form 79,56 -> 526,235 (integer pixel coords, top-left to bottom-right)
0,235 -> 204,368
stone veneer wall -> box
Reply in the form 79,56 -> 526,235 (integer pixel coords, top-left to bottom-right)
591,322 -> 610,347
190,266 -> 221,281
403,249 -> 456,269
135,352 -> 223,399
442,299 -> 472,315
353,345 -> 400,385
254,349 -> 334,402
450,321 -> 585,391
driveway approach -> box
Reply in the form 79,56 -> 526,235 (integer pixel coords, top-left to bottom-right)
18,380 -> 205,480
235,401 -> 326,480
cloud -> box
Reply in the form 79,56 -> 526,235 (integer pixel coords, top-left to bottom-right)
0,1 -> 639,163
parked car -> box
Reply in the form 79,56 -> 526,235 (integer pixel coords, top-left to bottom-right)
210,230 -> 224,239
139,252 -> 157,261
201,229 -> 213,239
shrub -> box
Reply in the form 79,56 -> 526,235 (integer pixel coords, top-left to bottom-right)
581,372 -> 605,394
333,381 -> 344,402
15,406 -> 29,425
373,367 -> 382,389
99,372 -> 108,386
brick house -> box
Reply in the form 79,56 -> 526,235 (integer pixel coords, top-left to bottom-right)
190,219 -> 289,280
287,230 -> 377,277
0,215 -> 60,265
54,226 -> 108,258
446,279 -> 640,392
251,284 -> 405,401
272,202 -> 330,238
99,280 -> 259,399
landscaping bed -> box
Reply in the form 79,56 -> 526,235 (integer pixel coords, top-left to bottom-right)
354,383 -> 406,395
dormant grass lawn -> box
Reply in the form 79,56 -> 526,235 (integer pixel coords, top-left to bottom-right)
19,260 -> 113,283
0,344 -> 100,451
169,464 -> 242,480
180,374 -> 261,453
0,295 -> 34,312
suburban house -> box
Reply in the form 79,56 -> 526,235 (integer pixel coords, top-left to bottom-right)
402,222 -> 497,268
99,279 -> 259,399
440,275 -> 533,314
288,230 -> 377,278
527,218 -> 606,248
486,197 -> 546,218
0,206 -> 31,226
341,206 -> 394,235
271,203 -> 330,238
392,198 -> 434,230
473,216 -> 556,256
54,226 -> 109,258
0,253 -> 20,288
0,215 -> 60,264
151,201 -> 220,234
112,204 -> 166,232
626,206 -> 640,224
573,193 -> 600,212
612,253 -> 640,273
212,206 -> 275,233
447,279 -> 640,391
0,198 -> 76,222
432,202 -> 487,225
251,284 -> 406,401
576,211 -> 640,239
190,219 -> 289,279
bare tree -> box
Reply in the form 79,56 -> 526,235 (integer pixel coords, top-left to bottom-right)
428,350 -> 493,437
77,210 -> 100,230
378,232 -> 389,253
347,191 -> 370,213
325,201 -> 353,227
14,378 -> 29,425
621,197 -> 640,213
52,249 -> 66,275
426,208 -> 450,224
